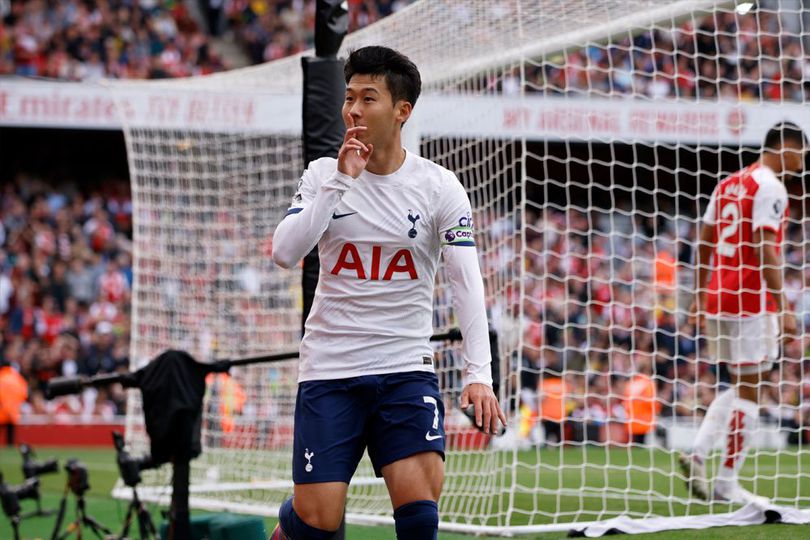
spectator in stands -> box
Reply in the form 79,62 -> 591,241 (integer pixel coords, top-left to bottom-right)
623,355 -> 660,444
66,257 -> 96,305
538,369 -> 570,445
204,0 -> 226,36
0,356 -> 28,446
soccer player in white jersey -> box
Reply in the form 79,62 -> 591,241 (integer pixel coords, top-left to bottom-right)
270,46 -> 506,540
680,121 -> 806,505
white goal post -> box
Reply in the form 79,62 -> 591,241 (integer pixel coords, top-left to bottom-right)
115,0 -> 810,535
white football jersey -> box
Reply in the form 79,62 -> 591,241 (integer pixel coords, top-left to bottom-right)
285,150 -> 481,382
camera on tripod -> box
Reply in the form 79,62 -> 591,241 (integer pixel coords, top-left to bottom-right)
113,431 -> 156,487
0,472 -> 41,540
111,431 -> 159,539
16,443 -> 58,519
50,458 -> 114,540
0,472 -> 40,519
20,443 -> 59,479
64,458 -> 90,496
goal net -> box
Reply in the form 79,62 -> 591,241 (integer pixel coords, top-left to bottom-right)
116,0 -> 810,534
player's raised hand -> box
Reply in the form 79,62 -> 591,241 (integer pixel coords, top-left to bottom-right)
460,383 -> 507,435
338,116 -> 373,178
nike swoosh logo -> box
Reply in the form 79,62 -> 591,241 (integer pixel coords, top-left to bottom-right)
425,432 -> 443,441
332,212 -> 358,219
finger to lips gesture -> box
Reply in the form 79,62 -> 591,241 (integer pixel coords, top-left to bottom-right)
338,116 -> 373,178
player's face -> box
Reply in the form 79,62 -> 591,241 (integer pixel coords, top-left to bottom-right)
343,74 -> 411,147
779,139 -> 806,175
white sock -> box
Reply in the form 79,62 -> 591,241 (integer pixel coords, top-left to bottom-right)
692,388 -> 735,459
717,397 -> 759,484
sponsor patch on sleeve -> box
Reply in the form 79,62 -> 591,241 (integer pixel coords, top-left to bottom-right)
771,198 -> 784,220
441,213 -> 475,246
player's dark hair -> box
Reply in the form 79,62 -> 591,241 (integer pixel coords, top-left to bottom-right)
344,46 -> 421,107
763,121 -> 808,151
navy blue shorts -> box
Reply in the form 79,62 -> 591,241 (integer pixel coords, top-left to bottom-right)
292,371 -> 445,484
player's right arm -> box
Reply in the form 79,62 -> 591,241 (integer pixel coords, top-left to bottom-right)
757,228 -> 786,312
689,187 -> 718,328
758,229 -> 796,342
690,223 -> 716,328
271,126 -> 371,268
752,179 -> 795,342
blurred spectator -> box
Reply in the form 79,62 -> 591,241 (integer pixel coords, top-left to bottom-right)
0,357 -> 28,446
623,355 -> 660,444
204,0 -> 225,36
537,370 -> 570,445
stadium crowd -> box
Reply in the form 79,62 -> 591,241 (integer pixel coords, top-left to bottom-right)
0,0 -> 228,79
1,0 -> 807,105
0,177 -> 133,425
0,0 -> 415,80
498,7 -> 808,102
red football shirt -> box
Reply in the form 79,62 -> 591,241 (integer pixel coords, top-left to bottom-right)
703,163 -> 788,317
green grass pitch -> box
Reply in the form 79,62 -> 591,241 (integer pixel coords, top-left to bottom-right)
1,446 -> 809,539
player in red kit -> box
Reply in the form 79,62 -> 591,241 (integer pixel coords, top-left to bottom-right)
681,122 -> 807,505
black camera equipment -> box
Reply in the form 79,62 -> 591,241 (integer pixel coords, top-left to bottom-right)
113,431 -> 158,539
47,351 -> 224,540
64,459 -> 90,496
50,459 -> 113,540
0,472 -> 40,540
19,443 -> 58,517
21,444 -> 59,478
46,350 -> 274,540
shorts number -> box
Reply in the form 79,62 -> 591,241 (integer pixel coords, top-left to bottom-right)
423,396 -> 439,430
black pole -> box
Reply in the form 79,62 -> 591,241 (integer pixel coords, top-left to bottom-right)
300,0 -> 349,332
49,485 -> 69,540
170,459 -> 191,540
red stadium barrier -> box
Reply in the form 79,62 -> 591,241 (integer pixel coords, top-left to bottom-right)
3,421 -> 125,447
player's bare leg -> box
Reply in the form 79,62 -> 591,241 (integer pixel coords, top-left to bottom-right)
272,481 -> 347,539
733,370 -> 762,404
383,451 -> 444,540
293,482 -> 348,530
